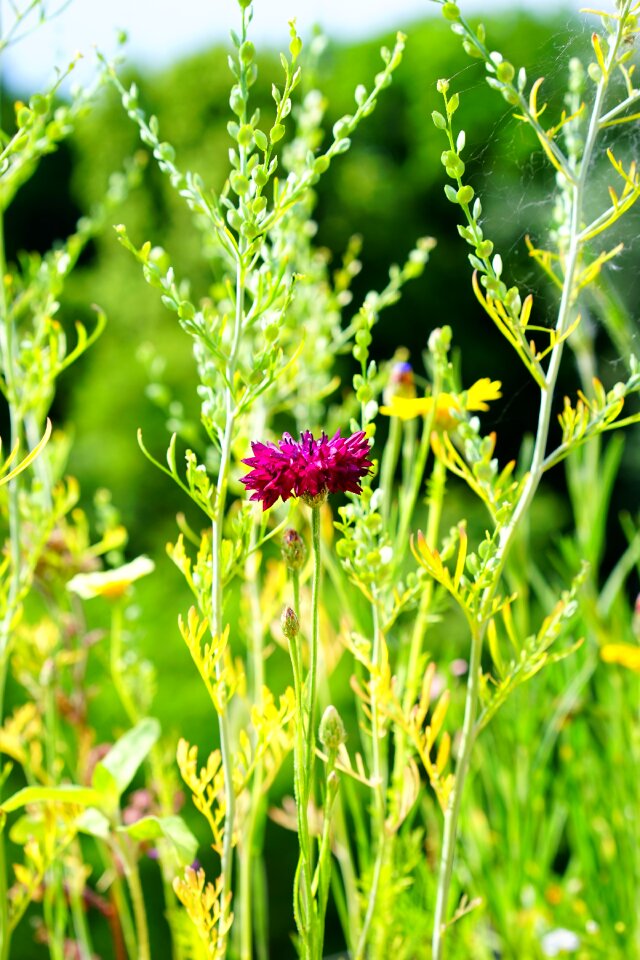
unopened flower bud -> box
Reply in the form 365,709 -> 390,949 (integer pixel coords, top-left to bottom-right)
281,529 -> 307,571
383,357 -> 416,406
428,325 -> 452,354
281,606 -> 299,640
319,705 -> 347,752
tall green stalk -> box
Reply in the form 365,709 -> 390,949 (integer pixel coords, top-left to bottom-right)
431,7 -> 632,954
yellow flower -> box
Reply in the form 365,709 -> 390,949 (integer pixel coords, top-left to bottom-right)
600,642 -> 640,673
66,556 -> 155,600
379,378 -> 502,425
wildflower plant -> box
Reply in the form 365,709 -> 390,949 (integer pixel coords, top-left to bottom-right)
0,0 -> 639,957
102,0 -> 640,955
0,5 -> 195,960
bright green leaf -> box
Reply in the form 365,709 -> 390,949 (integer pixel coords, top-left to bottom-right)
119,815 -> 198,865
92,718 -> 160,802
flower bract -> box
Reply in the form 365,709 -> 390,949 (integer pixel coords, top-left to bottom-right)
240,430 -> 372,510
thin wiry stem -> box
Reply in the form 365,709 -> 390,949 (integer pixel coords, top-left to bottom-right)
354,596 -> 386,960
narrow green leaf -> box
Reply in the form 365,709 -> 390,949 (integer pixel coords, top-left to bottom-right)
92,718 -> 160,801
1,785 -> 101,813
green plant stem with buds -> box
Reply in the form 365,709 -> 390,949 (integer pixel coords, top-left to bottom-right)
431,5 -> 634,955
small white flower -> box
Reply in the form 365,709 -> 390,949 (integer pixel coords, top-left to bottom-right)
66,556 -> 155,600
541,928 -> 580,957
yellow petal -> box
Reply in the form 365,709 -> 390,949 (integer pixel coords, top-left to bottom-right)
379,397 -> 434,421
465,379 -> 503,412
601,643 -> 640,673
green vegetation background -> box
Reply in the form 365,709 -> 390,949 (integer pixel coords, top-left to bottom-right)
5,9 -> 639,955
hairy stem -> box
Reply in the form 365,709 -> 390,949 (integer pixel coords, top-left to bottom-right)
289,559 -> 315,957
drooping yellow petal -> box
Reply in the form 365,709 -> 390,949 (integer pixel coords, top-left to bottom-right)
465,379 -> 503,412
601,643 -> 640,673
379,396 -> 435,421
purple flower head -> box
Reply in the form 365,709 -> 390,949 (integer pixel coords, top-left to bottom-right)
241,429 -> 373,510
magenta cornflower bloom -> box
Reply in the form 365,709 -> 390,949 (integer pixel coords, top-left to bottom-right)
240,429 -> 372,509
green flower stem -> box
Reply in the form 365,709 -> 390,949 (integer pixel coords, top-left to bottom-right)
402,457 -> 445,709
395,413 -> 431,559
329,792 -> 361,953
119,840 -> 150,960
395,369 -> 441,566
289,505 -> 324,958
110,601 -> 139,725
69,900 -> 93,960
401,417 -> 418,494
104,849 -> 137,960
211,407 -> 238,960
389,457 -> 445,838
431,622 -> 482,958
293,569 -> 303,695
431,10 -> 630,954
313,760 -> 339,944
316,635 -> 361,953
354,595 -> 386,960
296,504 -> 324,959
42,887 -> 65,960
289,563 -> 316,959
379,415 -> 402,527
306,505 -> 322,783
68,856 -> 94,960
239,528 -> 267,960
